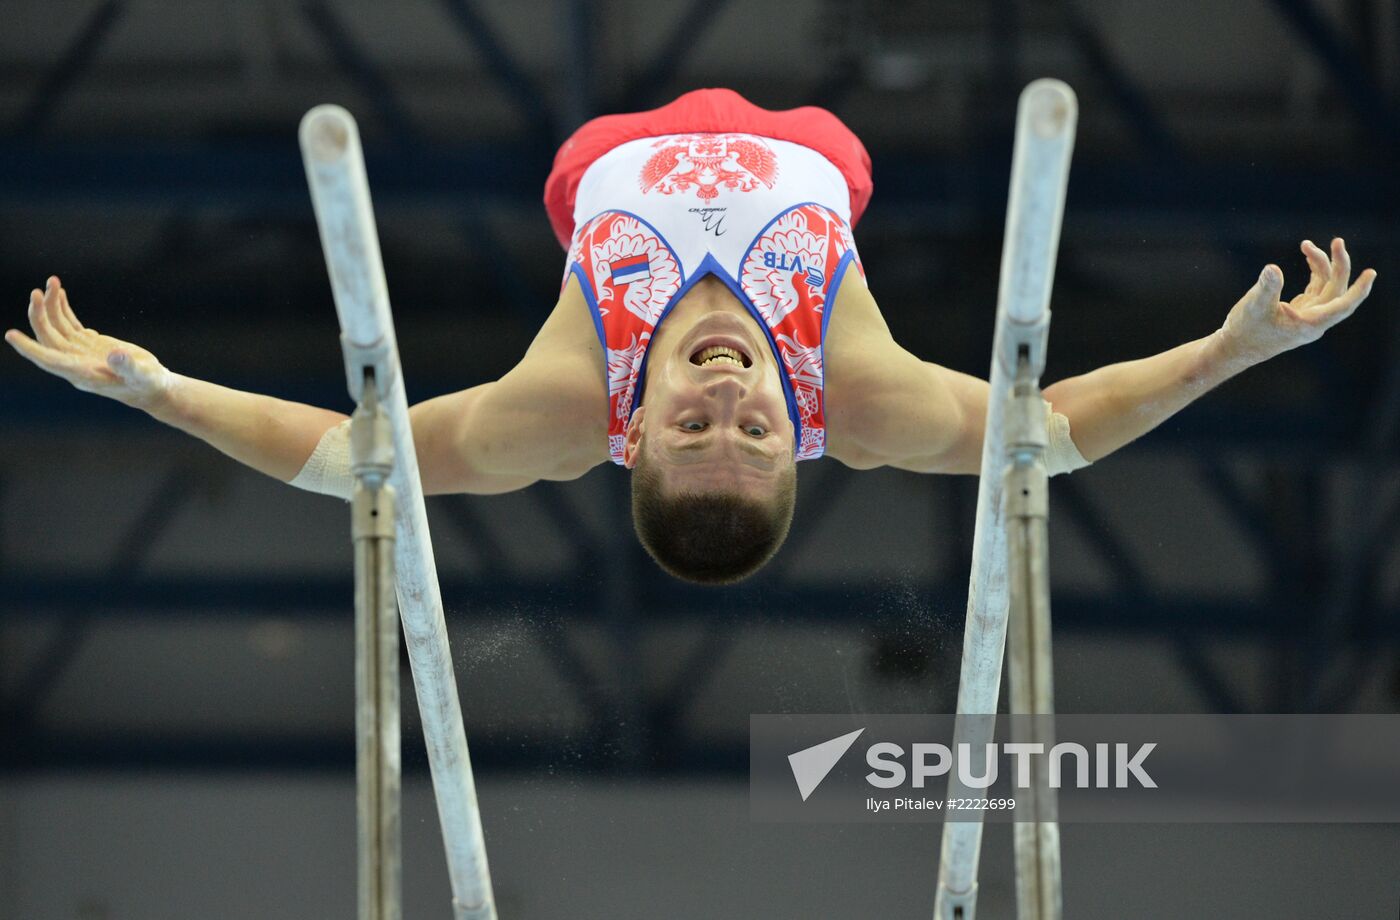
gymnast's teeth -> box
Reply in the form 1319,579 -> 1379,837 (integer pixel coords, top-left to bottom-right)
694,345 -> 748,367
701,355 -> 743,367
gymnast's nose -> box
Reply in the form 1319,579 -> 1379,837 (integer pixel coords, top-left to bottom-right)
703,375 -> 747,414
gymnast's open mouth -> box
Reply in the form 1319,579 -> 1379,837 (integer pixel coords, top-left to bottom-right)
690,341 -> 752,368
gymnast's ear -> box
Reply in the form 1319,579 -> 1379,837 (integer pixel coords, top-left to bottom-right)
622,406 -> 646,470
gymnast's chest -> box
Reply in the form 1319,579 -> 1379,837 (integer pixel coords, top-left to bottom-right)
571,132 -> 852,280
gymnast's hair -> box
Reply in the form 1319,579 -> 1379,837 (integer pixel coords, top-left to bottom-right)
630,448 -> 797,585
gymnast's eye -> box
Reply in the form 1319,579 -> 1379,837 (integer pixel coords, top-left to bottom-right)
681,421 -> 707,432
744,425 -> 766,437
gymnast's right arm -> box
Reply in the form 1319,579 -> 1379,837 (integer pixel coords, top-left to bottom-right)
7,276 -> 607,496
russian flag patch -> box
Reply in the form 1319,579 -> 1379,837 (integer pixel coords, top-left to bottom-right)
609,254 -> 651,285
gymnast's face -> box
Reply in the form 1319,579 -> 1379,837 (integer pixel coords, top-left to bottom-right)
622,310 -> 794,496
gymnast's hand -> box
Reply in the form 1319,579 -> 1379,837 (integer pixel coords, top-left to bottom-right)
1217,237 -> 1377,367
5,276 -> 174,411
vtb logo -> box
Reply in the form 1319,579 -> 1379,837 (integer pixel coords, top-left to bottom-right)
761,250 -> 825,288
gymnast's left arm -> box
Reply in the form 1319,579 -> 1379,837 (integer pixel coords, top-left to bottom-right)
828,238 -> 1376,476
1039,237 -> 1376,464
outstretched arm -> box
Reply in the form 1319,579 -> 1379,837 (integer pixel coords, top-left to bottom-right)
827,238 -> 1377,474
409,275 -> 608,493
1040,237 -> 1375,462
6,276 -> 348,478
409,355 -> 607,494
7,276 -> 608,495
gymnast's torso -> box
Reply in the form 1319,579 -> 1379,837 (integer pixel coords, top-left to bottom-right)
562,131 -> 867,463
531,89 -> 896,469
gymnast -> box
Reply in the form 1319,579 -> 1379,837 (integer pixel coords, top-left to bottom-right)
6,88 -> 1377,584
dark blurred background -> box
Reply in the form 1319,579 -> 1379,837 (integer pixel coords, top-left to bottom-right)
2,1 -> 1398,918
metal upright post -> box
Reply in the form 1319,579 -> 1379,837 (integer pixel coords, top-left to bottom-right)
1004,354 -> 1061,920
934,79 -> 1076,920
301,104 -> 498,920
351,375 -> 402,920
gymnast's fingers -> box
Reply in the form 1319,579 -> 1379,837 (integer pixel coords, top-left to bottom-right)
1300,240 -> 1329,298
45,277 -> 81,342
5,327 -> 85,376
1325,237 -> 1351,299
1306,268 -> 1376,327
27,288 -> 65,350
58,286 -> 89,337
1251,264 -> 1282,313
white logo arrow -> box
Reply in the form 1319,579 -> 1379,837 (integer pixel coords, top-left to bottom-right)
787,728 -> 865,801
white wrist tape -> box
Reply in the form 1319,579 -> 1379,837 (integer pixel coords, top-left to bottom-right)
1043,399 -> 1090,476
288,419 -> 354,498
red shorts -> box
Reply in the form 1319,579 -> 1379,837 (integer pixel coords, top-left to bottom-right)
543,87 -> 874,249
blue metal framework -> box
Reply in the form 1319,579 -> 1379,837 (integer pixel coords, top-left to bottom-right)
2,0 -> 1399,776
1269,0 -> 1400,152
437,0 -> 557,141
302,1 -> 425,147
10,0 -> 126,136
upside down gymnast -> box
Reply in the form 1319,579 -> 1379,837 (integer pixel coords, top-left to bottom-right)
6,88 -> 1378,584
